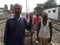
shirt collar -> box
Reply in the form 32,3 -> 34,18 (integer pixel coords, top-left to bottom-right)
10,15 -> 22,21
18,15 -> 22,21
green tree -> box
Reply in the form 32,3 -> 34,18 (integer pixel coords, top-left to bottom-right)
44,0 -> 57,9
34,4 -> 44,15
10,4 -> 14,13
34,0 -> 57,15
4,4 -> 8,11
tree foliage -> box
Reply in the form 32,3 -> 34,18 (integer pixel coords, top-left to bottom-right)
44,0 -> 57,9
34,0 -> 57,15
10,4 -> 14,13
4,4 -> 8,11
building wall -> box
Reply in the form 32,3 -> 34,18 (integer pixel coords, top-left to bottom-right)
44,7 -> 59,20
58,7 -> 60,21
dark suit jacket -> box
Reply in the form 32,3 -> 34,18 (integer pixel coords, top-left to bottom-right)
4,17 -> 30,45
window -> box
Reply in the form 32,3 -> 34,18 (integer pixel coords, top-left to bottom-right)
48,10 -> 50,13
53,10 -> 56,13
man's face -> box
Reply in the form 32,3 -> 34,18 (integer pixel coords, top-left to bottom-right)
42,14 -> 48,21
14,4 -> 22,16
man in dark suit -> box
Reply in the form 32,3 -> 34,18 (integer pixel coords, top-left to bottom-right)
4,3 -> 30,45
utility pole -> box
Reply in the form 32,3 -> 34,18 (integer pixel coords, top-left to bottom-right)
26,0 -> 28,19
26,0 -> 33,45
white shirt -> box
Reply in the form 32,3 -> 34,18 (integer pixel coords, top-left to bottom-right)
10,15 -> 22,21
39,20 -> 50,38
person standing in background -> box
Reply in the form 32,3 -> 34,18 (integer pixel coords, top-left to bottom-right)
37,12 -> 52,45
32,14 -> 41,43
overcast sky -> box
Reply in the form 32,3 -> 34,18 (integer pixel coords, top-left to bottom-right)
0,0 -> 60,12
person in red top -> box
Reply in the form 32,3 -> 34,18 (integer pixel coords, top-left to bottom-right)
32,14 -> 41,43
34,14 -> 41,25
32,14 -> 41,31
